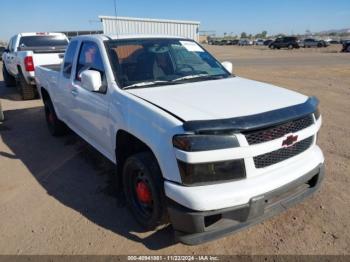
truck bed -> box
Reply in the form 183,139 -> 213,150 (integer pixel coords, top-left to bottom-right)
40,64 -> 62,72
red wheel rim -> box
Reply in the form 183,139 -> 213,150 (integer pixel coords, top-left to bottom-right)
136,181 -> 152,204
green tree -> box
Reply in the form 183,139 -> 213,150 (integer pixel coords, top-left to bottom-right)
241,32 -> 247,38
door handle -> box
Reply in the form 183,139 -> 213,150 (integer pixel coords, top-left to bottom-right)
71,89 -> 78,96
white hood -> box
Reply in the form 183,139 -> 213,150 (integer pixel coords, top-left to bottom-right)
127,77 -> 308,121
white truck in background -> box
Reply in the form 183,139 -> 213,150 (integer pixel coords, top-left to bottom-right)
35,35 -> 324,245
2,32 -> 68,100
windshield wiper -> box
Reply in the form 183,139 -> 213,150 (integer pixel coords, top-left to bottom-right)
172,74 -> 209,82
172,74 -> 227,83
123,80 -> 171,90
123,74 -> 228,90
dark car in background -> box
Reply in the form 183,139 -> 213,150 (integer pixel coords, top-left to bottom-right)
342,40 -> 350,52
229,39 -> 239,45
0,46 -> 6,61
264,39 -> 274,46
269,36 -> 299,49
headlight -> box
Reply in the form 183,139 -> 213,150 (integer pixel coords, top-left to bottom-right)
173,134 -> 245,185
173,134 -> 239,152
177,159 -> 246,186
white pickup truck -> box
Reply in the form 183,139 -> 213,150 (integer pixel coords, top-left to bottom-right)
35,35 -> 324,245
2,32 -> 69,100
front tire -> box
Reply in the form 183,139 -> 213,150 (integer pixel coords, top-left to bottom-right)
44,98 -> 66,136
288,44 -> 293,49
123,152 -> 167,230
2,65 -> 16,87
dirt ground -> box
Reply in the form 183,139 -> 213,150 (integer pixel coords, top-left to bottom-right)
0,45 -> 349,255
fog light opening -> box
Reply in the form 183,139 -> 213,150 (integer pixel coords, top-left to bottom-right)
204,214 -> 222,228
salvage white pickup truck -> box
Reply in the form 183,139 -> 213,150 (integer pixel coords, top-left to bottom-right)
2,32 -> 68,100
35,35 -> 324,245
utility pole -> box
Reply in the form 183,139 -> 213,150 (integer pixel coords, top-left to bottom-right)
113,0 -> 119,36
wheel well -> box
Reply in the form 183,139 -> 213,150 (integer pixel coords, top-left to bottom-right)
115,130 -> 153,170
41,87 -> 50,102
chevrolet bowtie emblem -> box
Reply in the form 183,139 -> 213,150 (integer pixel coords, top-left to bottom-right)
282,135 -> 298,147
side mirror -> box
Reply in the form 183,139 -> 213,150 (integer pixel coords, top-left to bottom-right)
81,70 -> 102,92
221,61 -> 233,74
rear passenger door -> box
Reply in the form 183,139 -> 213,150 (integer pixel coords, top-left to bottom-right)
70,41 -> 112,156
55,40 -> 79,122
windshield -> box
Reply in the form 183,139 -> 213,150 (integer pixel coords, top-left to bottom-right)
19,35 -> 68,48
106,38 -> 231,89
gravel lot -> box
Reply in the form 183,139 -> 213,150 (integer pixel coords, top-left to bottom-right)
0,45 -> 349,255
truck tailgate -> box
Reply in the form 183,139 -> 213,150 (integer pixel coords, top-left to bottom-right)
33,53 -> 63,67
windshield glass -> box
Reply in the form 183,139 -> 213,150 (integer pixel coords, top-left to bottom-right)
19,35 -> 69,48
106,38 -> 231,89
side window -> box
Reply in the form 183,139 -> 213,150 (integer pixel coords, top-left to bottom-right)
62,41 -> 78,79
11,36 -> 17,51
8,38 -> 14,52
75,42 -> 105,82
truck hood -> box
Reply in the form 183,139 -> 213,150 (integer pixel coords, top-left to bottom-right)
126,77 -> 308,122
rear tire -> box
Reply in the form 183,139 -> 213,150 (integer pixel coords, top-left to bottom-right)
44,98 -> 67,136
2,65 -> 16,87
123,152 -> 167,230
288,44 -> 293,49
17,72 -> 37,100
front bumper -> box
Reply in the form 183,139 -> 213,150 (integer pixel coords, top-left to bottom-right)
168,163 -> 324,245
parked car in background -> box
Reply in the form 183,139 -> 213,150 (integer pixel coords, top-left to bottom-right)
301,38 -> 329,48
264,39 -> 274,46
221,39 -> 232,45
269,37 -> 299,49
2,32 -> 69,100
208,39 -> 222,45
35,34 -> 324,245
328,40 -> 340,44
341,40 -> 350,52
0,46 -> 5,61
230,39 -> 239,45
255,39 -> 265,46
238,39 -> 253,46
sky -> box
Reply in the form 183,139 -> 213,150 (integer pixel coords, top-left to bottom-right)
0,0 -> 349,41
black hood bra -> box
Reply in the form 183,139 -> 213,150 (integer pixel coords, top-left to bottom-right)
183,96 -> 319,134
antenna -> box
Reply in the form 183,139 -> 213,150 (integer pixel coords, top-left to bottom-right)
113,0 -> 119,37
